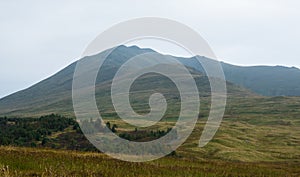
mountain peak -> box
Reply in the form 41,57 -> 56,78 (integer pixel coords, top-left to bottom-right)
1,45 -> 300,117
115,45 -> 156,53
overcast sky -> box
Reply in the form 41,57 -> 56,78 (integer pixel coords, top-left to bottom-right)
1,0 -> 300,98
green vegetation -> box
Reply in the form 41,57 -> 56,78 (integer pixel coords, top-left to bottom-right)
0,46 -> 300,176
0,95 -> 299,176
0,45 -> 254,118
118,127 -> 173,141
0,115 -> 175,151
0,114 -> 97,151
1,46 -> 299,118
0,114 -> 75,147
0,146 -> 299,177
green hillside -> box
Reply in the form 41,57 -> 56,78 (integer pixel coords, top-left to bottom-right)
1,46 -> 300,118
0,45 -> 299,176
179,56 -> 300,96
0,45 -> 253,117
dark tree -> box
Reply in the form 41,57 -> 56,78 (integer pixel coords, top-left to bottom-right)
106,122 -> 111,130
111,124 -> 118,133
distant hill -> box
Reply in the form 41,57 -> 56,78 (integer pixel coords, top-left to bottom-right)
0,45 -> 253,117
221,63 -> 300,96
179,56 -> 300,96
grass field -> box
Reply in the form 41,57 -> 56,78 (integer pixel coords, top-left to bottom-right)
0,146 -> 300,177
0,96 -> 299,176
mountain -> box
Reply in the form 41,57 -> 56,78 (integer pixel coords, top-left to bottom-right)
221,63 -> 300,96
1,45 -> 299,117
179,57 -> 300,96
0,45 -> 253,117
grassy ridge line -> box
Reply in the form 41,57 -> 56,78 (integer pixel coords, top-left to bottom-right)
0,146 -> 299,177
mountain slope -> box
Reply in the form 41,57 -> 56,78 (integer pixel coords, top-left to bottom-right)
2,45 -> 299,117
179,57 -> 300,96
0,45 -> 253,117
221,63 -> 300,96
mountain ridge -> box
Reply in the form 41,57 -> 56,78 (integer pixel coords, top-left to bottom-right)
0,45 -> 299,117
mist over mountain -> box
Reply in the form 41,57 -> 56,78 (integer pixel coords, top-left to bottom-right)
0,45 -> 299,117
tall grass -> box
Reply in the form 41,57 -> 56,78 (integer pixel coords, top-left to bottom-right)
0,146 -> 299,177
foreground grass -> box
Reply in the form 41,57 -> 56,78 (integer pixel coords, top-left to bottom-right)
0,146 -> 299,177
